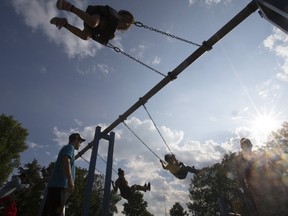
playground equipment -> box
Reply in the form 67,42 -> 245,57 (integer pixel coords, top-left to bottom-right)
72,1 -> 288,215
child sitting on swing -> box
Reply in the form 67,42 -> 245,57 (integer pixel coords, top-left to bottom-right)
160,154 -> 199,179
50,0 -> 134,45
112,168 -> 150,200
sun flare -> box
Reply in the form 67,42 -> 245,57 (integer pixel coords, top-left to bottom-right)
250,112 -> 281,143
252,114 -> 278,134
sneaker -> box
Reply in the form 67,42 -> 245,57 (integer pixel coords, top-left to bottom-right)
147,182 -> 151,191
143,183 -> 147,192
56,0 -> 73,11
50,17 -> 68,29
191,166 -> 200,175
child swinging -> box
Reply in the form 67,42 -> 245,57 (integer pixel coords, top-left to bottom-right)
160,154 -> 199,179
112,168 -> 150,200
50,0 -> 134,45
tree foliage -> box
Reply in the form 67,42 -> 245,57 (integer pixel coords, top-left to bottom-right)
266,121 -> 288,176
0,114 -> 28,185
122,191 -> 153,216
16,159 -> 44,216
188,153 -> 242,216
169,202 -> 189,216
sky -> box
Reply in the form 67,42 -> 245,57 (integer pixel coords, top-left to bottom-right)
1,0 -> 288,215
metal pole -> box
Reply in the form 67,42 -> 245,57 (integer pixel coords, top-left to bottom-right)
82,126 -> 101,216
76,1 -> 258,160
101,132 -> 115,216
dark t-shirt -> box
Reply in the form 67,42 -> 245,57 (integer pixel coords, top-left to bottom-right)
84,5 -> 119,45
115,176 -> 133,199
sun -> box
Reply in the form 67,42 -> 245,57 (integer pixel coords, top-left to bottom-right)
252,114 -> 278,134
250,111 -> 281,142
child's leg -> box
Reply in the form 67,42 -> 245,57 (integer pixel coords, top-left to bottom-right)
131,184 -> 146,192
131,183 -> 150,192
65,24 -> 91,40
71,7 -> 100,28
50,17 -> 91,40
56,0 -> 100,28
185,165 -> 199,174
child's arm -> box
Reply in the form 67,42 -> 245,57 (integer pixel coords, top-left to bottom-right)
111,181 -> 117,192
160,160 -> 168,169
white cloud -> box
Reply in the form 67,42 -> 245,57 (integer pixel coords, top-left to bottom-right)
206,0 -> 221,5
188,0 -> 196,7
52,126 -> 76,146
28,141 -> 44,149
152,56 -> 161,65
205,0 -> 232,5
188,0 -> 232,6
76,63 -> 114,76
263,28 -> 288,82
255,79 -> 280,100
76,63 -> 97,76
97,64 -> 112,75
10,0 -> 103,58
53,125 -> 98,145
74,119 -> 83,126
234,126 -> 252,139
40,66 -> 47,74
129,43 -> 150,60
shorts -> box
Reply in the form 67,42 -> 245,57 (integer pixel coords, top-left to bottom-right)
173,169 -> 188,179
41,188 -> 68,216
120,187 -> 134,200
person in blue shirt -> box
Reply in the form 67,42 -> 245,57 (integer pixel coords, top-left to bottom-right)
41,133 -> 85,216
50,0 -> 134,45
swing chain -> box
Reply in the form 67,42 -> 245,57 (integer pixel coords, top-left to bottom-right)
79,153 -> 118,175
143,104 -> 173,155
122,121 -> 162,160
106,43 -> 166,77
134,21 -> 201,47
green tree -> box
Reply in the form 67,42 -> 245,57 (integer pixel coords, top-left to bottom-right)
266,121 -> 288,176
15,159 -> 45,216
0,114 -> 28,185
253,122 -> 288,216
267,121 -> 288,153
109,189 -> 122,215
122,191 -> 153,216
188,153 -> 240,216
65,167 -> 89,216
169,202 -> 189,216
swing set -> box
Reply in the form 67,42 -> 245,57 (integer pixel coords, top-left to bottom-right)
48,1 -> 288,215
